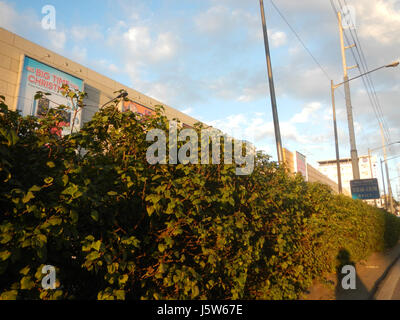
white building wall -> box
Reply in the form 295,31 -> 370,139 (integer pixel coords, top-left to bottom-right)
318,155 -> 378,195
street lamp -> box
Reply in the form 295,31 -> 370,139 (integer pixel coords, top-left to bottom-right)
380,157 -> 399,212
330,61 -> 399,193
371,143 -> 400,211
369,141 -> 400,153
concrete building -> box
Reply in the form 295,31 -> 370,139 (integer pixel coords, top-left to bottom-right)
0,27 -> 201,130
282,148 -> 351,195
317,155 -> 378,196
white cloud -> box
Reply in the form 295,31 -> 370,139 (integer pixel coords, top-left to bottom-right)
195,5 -> 229,34
122,26 -> 178,63
181,107 -> 193,115
357,1 -> 400,45
208,70 -> 269,103
49,30 -> 66,51
206,110 -> 317,150
237,81 -> 268,102
195,4 -> 286,47
0,1 -> 19,30
96,59 -> 120,73
290,102 -> 322,123
71,45 -> 87,62
70,25 -> 103,42
268,30 -> 287,48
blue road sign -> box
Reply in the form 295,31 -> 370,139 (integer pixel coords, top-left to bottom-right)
350,178 -> 380,200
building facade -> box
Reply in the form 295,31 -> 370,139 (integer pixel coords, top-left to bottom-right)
282,148 -> 350,195
317,155 -> 378,196
0,27 -> 201,130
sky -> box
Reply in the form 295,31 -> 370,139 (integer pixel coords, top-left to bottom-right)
1,0 -> 400,199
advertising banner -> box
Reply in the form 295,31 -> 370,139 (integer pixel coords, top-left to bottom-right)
16,56 -> 84,135
120,100 -> 155,117
295,151 -> 308,181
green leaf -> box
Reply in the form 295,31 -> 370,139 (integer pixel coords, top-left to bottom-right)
44,177 -> 54,184
158,243 -> 166,253
119,274 -> 129,285
114,289 -> 125,300
107,191 -> 117,196
52,290 -> 63,300
147,206 -> 155,216
22,192 -> 35,204
70,210 -> 78,224
0,251 -> 11,261
48,216 -> 62,226
86,251 -> 101,261
90,210 -> 99,221
35,234 -> 47,246
92,240 -> 102,252
20,276 -> 35,290
19,266 -> 30,276
46,161 -> 55,168
62,175 -> 69,186
191,285 -> 199,299
29,185 -> 42,192
0,290 -> 18,300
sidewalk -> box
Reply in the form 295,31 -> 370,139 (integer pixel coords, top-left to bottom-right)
301,242 -> 400,300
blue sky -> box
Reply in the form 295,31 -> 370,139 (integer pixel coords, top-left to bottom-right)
1,0 -> 400,199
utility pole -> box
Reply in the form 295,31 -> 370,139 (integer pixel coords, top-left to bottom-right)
259,0 -> 284,163
331,80 -> 342,193
381,158 -> 387,209
380,123 -> 394,213
368,148 -> 377,206
337,11 -> 360,180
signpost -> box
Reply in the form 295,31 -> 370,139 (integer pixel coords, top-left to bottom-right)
350,178 -> 380,200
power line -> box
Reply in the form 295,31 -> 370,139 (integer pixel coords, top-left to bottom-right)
339,0 -> 392,143
270,0 -> 333,83
330,0 -> 386,141
340,0 -> 393,146
330,0 -> 392,149
336,0 -> 392,145
270,0 -> 395,158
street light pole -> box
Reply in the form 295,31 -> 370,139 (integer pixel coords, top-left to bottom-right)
369,143 -> 400,210
381,158 -> 387,209
368,148 -> 377,206
331,59 -> 399,194
380,122 -> 395,214
338,11 -> 360,180
259,0 -> 284,163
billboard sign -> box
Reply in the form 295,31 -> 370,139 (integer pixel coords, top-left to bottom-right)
16,56 -> 84,135
350,178 -> 380,200
120,100 -> 155,117
295,151 -> 308,181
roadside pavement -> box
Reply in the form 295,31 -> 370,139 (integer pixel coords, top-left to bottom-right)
374,254 -> 400,300
302,242 -> 400,300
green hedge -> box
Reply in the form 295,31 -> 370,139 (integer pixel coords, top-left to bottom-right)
0,93 -> 399,300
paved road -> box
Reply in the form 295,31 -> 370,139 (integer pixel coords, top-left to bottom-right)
391,270 -> 400,300
375,258 -> 400,300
